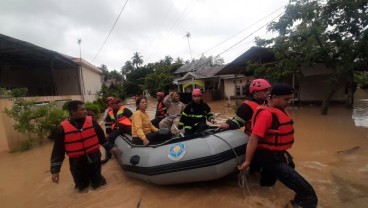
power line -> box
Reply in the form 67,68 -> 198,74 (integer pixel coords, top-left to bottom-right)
202,4 -> 286,55
217,12 -> 284,57
92,0 -> 129,62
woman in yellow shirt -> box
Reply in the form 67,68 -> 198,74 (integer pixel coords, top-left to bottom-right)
131,97 -> 159,145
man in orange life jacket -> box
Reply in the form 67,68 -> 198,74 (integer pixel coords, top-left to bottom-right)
151,91 -> 167,128
50,100 -> 108,191
238,83 -> 318,208
104,98 -> 133,148
219,78 -> 271,134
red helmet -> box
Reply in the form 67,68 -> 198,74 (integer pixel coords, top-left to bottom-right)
192,89 -> 202,96
106,96 -> 114,102
249,79 -> 271,93
108,98 -> 120,106
156,92 -> 164,97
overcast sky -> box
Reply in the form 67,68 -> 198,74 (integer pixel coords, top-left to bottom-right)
0,0 -> 288,70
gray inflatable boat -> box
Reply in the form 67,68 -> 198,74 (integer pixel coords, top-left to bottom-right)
114,129 -> 248,185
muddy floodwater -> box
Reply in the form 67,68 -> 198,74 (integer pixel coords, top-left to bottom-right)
0,90 -> 367,208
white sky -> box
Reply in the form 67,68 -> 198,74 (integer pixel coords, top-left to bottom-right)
0,0 -> 288,70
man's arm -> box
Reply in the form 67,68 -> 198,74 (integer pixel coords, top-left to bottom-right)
221,103 -> 253,130
238,134 -> 259,170
238,110 -> 272,171
50,126 -> 65,183
92,120 -> 109,150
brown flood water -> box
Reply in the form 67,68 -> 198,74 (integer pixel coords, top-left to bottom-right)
1,90 -> 367,208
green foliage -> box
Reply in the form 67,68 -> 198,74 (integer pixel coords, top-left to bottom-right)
98,83 -> 127,101
256,0 -> 368,79
0,88 -> 11,97
3,92 -> 68,150
354,71 -> 368,89
85,102 -> 100,115
144,65 -> 175,94
11,88 -> 28,97
132,52 -> 144,68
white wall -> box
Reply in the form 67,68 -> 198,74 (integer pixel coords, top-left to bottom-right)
223,77 -> 250,99
81,65 -> 102,102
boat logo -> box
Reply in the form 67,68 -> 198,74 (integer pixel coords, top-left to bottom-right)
168,143 -> 186,161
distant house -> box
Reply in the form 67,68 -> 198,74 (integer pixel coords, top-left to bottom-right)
0,33 -> 103,151
216,46 -> 346,103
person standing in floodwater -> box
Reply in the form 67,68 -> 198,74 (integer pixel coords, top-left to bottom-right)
50,100 -> 109,191
238,83 -> 318,208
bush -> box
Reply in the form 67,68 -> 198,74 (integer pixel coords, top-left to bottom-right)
3,92 -> 68,151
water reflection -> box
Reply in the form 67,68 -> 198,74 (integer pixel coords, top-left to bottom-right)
353,99 -> 368,128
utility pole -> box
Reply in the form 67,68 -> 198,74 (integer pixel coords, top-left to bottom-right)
185,32 -> 195,90
77,38 -> 85,101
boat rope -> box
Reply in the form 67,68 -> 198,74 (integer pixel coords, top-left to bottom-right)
207,130 -> 252,197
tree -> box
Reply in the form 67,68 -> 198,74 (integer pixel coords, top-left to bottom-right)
121,61 -> 134,76
99,64 -> 109,81
174,57 -> 184,65
163,55 -> 173,65
144,65 -> 175,94
132,52 -> 144,68
255,0 -> 368,115
109,70 -> 124,81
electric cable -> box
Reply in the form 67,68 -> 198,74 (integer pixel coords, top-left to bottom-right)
92,0 -> 129,62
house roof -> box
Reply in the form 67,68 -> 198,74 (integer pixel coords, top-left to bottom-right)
0,33 -> 79,70
215,46 -> 275,75
177,65 -> 225,81
173,57 -> 213,74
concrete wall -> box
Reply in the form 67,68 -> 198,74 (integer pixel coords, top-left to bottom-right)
81,65 -> 102,103
223,77 -> 250,99
0,95 -> 82,152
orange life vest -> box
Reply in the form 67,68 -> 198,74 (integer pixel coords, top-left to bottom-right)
243,100 -> 259,135
157,101 -> 167,116
108,106 -> 132,130
61,116 -> 100,158
252,106 -> 294,151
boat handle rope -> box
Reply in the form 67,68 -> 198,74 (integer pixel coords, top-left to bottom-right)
206,129 -> 252,197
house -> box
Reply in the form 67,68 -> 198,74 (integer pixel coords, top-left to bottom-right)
0,33 -> 103,151
216,46 -> 346,103
215,47 -> 275,99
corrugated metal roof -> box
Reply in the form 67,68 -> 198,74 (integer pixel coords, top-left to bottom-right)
215,47 -> 275,75
0,33 -> 79,70
173,57 -> 213,74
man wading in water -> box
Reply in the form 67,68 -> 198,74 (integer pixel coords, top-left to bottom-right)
50,100 -> 109,191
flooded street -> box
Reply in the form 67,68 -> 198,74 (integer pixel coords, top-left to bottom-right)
1,91 -> 368,208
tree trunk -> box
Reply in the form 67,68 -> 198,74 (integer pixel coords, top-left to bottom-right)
320,86 -> 337,115
345,72 -> 354,108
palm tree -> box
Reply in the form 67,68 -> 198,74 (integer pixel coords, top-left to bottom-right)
131,52 -> 143,69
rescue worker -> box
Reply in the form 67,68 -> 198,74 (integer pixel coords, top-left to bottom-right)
151,91 -> 167,128
102,96 -> 114,120
159,91 -> 185,135
104,98 -> 133,148
238,83 -> 318,208
178,89 -> 215,136
50,100 -> 108,191
219,78 -> 271,135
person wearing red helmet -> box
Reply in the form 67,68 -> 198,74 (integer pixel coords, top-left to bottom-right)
104,98 -> 133,152
102,97 -> 115,120
178,89 -> 215,136
219,78 -> 271,135
151,91 -> 167,128
238,83 -> 317,208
